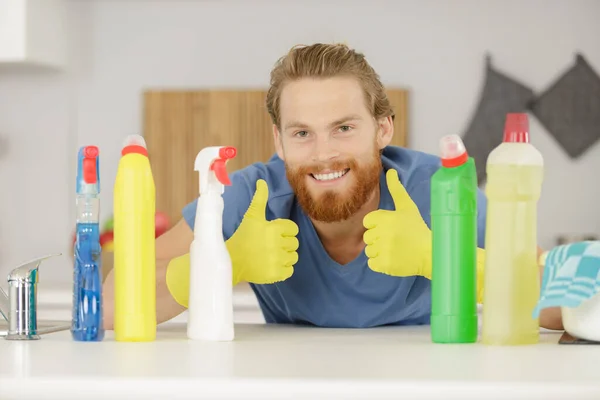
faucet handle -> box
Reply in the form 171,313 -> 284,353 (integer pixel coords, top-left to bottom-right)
8,253 -> 62,284
2,253 -> 63,340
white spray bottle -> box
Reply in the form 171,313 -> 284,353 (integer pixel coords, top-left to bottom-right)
187,145 -> 237,341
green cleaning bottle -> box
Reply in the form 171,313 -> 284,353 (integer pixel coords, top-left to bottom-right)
430,134 -> 478,343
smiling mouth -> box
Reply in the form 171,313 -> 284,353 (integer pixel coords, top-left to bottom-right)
310,169 -> 350,182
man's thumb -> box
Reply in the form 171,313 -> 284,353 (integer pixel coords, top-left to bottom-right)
245,179 -> 269,219
386,169 -> 412,211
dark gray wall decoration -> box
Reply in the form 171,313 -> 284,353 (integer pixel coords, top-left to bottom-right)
462,55 -> 535,185
529,53 -> 600,159
461,53 -> 600,185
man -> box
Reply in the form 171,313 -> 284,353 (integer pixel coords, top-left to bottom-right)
102,43 -> 562,330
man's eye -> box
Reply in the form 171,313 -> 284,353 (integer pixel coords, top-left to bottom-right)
338,125 -> 352,133
295,131 -> 308,137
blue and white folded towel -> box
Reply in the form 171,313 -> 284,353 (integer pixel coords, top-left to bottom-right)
532,241 -> 600,318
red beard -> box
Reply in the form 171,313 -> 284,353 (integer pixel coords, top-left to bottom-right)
285,148 -> 382,223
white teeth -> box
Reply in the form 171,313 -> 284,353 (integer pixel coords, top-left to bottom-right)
313,170 -> 348,181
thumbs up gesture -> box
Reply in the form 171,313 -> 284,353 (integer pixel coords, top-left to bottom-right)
226,179 -> 300,285
166,179 -> 299,308
363,169 -> 433,279
363,169 -> 486,303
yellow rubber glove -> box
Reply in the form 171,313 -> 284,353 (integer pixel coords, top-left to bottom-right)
166,179 -> 300,307
363,169 -> 486,303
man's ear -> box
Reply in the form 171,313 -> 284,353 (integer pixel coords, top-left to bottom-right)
273,124 -> 285,160
376,116 -> 394,149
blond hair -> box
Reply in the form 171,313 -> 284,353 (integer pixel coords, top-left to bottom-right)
266,43 -> 394,128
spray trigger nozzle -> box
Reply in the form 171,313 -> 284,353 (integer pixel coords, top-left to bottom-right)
83,146 -> 99,184
195,146 -> 237,194
77,145 -> 100,194
212,146 -> 237,185
213,146 -> 237,185
211,160 -> 231,185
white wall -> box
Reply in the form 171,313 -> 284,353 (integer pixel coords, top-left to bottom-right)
1,0 -> 599,285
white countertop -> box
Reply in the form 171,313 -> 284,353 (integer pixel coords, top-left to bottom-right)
1,322 -> 600,400
2,283 -> 600,399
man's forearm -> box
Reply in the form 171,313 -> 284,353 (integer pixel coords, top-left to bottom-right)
102,256 -> 186,330
155,257 -> 187,323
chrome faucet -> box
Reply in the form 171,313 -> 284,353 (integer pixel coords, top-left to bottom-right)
0,253 -> 70,340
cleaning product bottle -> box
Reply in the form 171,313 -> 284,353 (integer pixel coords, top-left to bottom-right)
113,134 -> 156,342
72,145 -> 104,342
430,134 -> 478,344
187,145 -> 237,341
481,113 -> 544,345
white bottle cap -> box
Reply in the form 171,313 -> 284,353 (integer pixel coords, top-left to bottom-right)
439,134 -> 468,167
123,134 -> 147,149
440,134 -> 466,159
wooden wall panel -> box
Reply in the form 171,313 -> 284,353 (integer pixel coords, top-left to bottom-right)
143,89 -> 408,225
386,89 -> 409,148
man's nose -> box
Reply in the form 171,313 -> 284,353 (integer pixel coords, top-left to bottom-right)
312,134 -> 339,162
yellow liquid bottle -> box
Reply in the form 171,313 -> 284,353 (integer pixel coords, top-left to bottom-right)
481,114 -> 544,345
113,134 -> 156,342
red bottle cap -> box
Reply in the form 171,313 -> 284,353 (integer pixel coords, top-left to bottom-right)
503,113 -> 530,143
82,145 -> 99,184
121,134 -> 149,157
219,146 -> 237,160
440,134 -> 468,167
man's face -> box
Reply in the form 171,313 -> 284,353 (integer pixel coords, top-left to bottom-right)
274,76 -> 393,223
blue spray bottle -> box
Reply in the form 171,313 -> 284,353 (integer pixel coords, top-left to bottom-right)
71,145 -> 104,341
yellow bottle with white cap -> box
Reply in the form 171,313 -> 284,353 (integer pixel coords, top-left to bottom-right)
482,113 -> 544,345
113,134 -> 156,342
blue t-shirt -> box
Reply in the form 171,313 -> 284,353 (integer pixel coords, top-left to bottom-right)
182,146 -> 487,328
